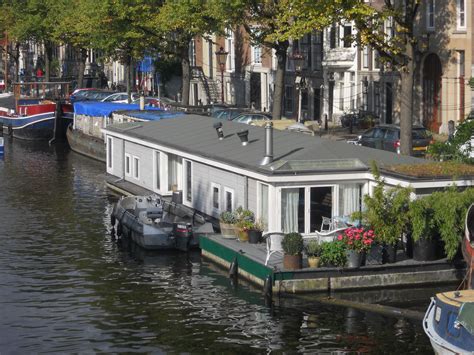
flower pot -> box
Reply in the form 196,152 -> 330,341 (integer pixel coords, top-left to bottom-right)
283,254 -> 302,270
413,237 -> 438,261
220,222 -> 237,238
238,229 -> 249,242
248,230 -> 262,244
383,243 -> 398,264
366,243 -> 383,265
346,249 -> 363,268
307,256 -> 320,268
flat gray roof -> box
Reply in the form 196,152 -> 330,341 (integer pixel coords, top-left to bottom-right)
105,114 -> 424,175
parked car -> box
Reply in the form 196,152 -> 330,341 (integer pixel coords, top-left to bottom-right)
232,112 -> 272,125
357,124 -> 433,156
70,89 -> 103,103
211,108 -> 245,120
102,92 -> 139,103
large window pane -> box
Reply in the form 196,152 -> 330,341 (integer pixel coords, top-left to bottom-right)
259,184 -> 269,229
310,187 -> 332,233
281,188 -> 304,233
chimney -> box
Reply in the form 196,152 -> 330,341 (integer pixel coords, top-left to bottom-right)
237,129 -> 249,146
260,121 -> 273,165
213,121 -> 224,140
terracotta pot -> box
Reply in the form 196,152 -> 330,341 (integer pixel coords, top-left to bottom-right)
307,256 -> 320,268
238,229 -> 249,242
283,254 -> 302,270
248,230 -> 262,244
220,222 -> 237,238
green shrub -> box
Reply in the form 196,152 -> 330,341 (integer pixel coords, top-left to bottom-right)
282,232 -> 304,256
220,211 -> 237,224
427,120 -> 474,163
320,241 -> 347,267
305,240 -> 323,257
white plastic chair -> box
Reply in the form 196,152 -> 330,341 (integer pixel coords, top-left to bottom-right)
320,216 -> 333,232
263,232 -> 286,266
314,227 -> 347,243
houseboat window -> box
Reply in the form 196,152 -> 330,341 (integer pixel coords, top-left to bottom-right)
185,160 -> 192,203
107,137 -> 112,169
168,154 -> 182,191
338,183 -> 363,217
224,188 -> 234,212
125,154 -> 131,176
154,151 -> 160,190
309,187 -> 333,233
281,188 -> 305,233
259,183 -> 269,229
212,184 -> 220,210
133,156 -> 140,180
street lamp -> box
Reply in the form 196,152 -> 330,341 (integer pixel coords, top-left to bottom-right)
292,52 -> 305,122
215,46 -> 228,103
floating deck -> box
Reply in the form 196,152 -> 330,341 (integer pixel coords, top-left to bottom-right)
200,235 -> 466,296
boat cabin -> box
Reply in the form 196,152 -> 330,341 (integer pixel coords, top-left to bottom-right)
102,115 -> 473,235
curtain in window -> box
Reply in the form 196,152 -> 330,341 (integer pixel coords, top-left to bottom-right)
281,188 -> 299,233
340,184 -> 361,216
168,154 -> 179,191
259,184 -> 269,230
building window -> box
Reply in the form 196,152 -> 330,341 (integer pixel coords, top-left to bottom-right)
329,25 -> 338,49
184,160 -> 192,203
107,137 -> 113,170
374,82 -> 380,117
284,85 -> 294,114
339,82 -> 344,110
363,47 -> 369,68
427,0 -> 435,30
385,18 -> 394,38
457,0 -> 466,30
225,29 -> 235,72
154,151 -> 161,191
312,31 -> 323,71
343,25 -> 352,48
133,156 -> 140,180
224,187 -> 234,213
212,183 -> 220,211
252,45 -> 261,65
189,39 -> 196,67
338,183 -> 363,217
125,153 -> 131,176
373,50 -> 380,69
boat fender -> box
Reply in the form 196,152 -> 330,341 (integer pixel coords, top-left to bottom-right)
229,257 -> 238,279
117,223 -> 123,237
263,275 -> 273,299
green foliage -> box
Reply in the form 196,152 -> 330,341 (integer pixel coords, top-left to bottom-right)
282,232 -> 304,256
320,241 -> 347,267
304,240 -> 323,257
154,58 -> 181,84
353,162 -> 412,246
427,120 -> 474,163
408,197 -> 437,242
219,210 -> 237,224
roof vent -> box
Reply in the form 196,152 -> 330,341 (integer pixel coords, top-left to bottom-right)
260,121 -> 273,165
213,121 -> 224,140
237,129 -> 249,146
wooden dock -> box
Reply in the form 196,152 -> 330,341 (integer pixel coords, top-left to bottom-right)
200,235 -> 466,296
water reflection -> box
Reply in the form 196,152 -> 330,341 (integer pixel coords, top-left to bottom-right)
0,137 -> 435,353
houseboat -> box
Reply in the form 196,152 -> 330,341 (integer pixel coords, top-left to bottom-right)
68,101 -> 185,162
101,114 -> 473,235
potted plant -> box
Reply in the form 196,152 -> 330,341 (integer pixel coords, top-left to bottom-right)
281,232 -> 304,270
337,227 -> 376,268
219,210 -> 238,238
320,240 -> 347,267
304,240 -> 323,268
248,218 -> 265,244
352,162 -> 412,263
234,207 -> 255,242
408,197 -> 439,261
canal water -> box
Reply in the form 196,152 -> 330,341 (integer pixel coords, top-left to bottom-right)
0,137 -> 438,353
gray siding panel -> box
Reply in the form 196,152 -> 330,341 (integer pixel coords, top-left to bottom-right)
124,141 -> 154,190
247,178 -> 258,212
111,137 -> 124,177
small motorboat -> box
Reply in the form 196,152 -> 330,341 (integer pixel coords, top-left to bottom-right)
423,204 -> 474,354
423,290 -> 474,354
111,195 -> 214,251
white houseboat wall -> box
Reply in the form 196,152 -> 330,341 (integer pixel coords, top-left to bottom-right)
102,115 -> 472,235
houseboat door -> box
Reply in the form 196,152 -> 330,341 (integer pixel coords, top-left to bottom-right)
280,186 -> 333,234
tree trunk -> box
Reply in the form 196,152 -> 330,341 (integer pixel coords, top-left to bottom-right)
399,41 -> 414,156
14,42 -> 20,83
77,48 -> 88,88
272,41 -> 289,120
180,44 -> 190,106
44,41 -> 53,82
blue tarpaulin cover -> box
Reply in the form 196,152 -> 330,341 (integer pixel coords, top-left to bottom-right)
121,111 -> 185,121
74,102 -> 162,117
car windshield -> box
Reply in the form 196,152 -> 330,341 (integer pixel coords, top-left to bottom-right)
413,128 -> 431,139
